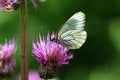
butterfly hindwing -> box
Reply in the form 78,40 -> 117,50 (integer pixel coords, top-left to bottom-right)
58,30 -> 87,49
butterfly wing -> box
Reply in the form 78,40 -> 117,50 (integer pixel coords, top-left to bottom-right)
56,12 -> 87,49
57,12 -> 85,35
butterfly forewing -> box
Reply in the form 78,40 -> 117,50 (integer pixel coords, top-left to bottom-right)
58,12 -> 85,36
55,12 -> 87,49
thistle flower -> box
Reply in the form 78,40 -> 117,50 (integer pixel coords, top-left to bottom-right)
32,32 -> 73,79
0,39 -> 16,76
0,0 -> 19,12
31,0 -> 46,8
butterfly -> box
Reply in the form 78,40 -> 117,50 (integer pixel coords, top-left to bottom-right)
51,12 -> 87,49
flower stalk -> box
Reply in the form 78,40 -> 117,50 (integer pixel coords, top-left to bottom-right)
20,0 -> 28,80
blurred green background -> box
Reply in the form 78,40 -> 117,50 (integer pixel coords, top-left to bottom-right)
0,0 -> 120,80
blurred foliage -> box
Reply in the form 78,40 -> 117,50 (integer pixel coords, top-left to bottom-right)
0,0 -> 120,80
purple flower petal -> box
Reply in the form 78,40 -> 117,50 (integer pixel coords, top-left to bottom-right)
0,38 -> 17,74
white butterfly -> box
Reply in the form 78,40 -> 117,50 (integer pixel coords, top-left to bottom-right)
52,12 -> 87,49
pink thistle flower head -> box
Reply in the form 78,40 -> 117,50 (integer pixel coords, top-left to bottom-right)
0,0 -> 19,12
32,32 -> 73,79
0,39 -> 17,76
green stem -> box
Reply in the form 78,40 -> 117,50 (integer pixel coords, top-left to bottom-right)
20,0 -> 28,80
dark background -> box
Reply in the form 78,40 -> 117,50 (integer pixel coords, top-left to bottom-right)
0,0 -> 120,80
